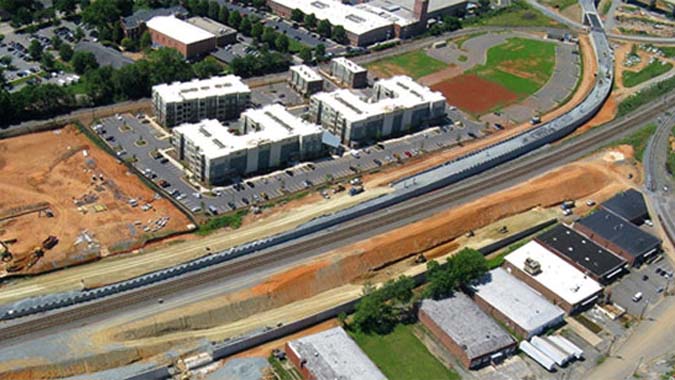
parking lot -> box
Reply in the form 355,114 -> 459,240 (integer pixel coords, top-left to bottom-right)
609,256 -> 673,316
95,107 -> 483,215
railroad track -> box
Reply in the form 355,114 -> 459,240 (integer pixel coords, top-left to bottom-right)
0,96 -> 672,343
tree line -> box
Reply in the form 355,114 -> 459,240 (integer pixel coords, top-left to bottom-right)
346,248 -> 488,334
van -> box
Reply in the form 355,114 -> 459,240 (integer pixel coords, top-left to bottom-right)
632,292 -> 643,302
190,206 -> 202,214
208,205 -> 218,215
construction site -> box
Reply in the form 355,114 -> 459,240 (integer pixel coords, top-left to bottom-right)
0,126 -> 192,277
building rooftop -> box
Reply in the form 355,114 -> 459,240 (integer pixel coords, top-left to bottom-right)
146,15 -> 215,45
187,16 -> 237,37
175,105 -> 322,159
153,75 -> 250,104
420,293 -> 515,360
505,241 -> 603,306
332,57 -> 368,74
536,224 -> 626,279
601,189 -> 649,223
313,75 -> 444,122
356,1 -> 417,26
577,209 -> 661,258
470,268 -> 565,334
287,327 -> 387,380
122,5 -> 187,29
290,64 -> 323,82
271,0 -> 393,35
379,0 -> 468,14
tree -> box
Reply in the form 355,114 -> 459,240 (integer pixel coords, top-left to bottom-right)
291,8 -> 304,22
74,27 -> 84,41
228,10 -> 241,28
192,57 -> 222,78
251,22 -> 263,41
351,276 -> 415,333
314,43 -> 325,60
51,35 -> 63,50
112,61 -> 151,100
218,4 -> 229,24
40,51 -> 56,71
59,43 -> 74,61
331,25 -> 347,44
120,37 -> 136,51
262,27 -> 276,46
55,0 -> 78,15
423,248 -> 487,300
274,33 -> 289,53
303,13 -> 316,29
239,16 -> 252,36
146,47 -> 193,84
207,0 -> 219,20
196,0 -> 209,16
317,19 -> 331,37
140,30 -> 152,50
70,51 -> 99,74
82,66 -> 115,104
298,46 -> 312,63
28,40 -> 42,61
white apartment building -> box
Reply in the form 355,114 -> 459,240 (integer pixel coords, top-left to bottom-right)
152,75 -> 251,127
173,104 -> 325,185
309,75 -> 446,145
329,57 -> 368,88
289,65 -> 324,96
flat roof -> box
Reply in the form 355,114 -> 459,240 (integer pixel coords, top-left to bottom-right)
290,64 -> 323,82
287,327 -> 387,380
312,75 -> 444,123
122,6 -> 187,29
536,224 -> 626,279
153,75 -> 250,103
601,189 -> 649,223
577,209 -> 661,257
331,57 -> 368,74
470,268 -> 565,334
147,15 -> 215,45
383,0 -> 468,14
187,16 -> 237,36
420,293 -> 515,360
355,2 -> 417,27
175,105 -> 322,159
505,241 -> 602,306
271,0 -> 392,35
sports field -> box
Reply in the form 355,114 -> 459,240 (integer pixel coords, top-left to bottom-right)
351,324 -> 460,380
433,37 -> 556,115
366,50 -> 448,79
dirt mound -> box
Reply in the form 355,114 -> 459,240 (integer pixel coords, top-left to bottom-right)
432,74 -> 519,114
418,66 -> 462,86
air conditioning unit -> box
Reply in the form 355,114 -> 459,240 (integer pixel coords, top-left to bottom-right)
524,258 -> 542,276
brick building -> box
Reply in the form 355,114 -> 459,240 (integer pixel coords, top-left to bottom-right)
146,15 -> 217,58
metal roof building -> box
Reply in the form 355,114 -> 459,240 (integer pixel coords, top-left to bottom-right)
536,224 -> 627,284
284,327 -> 387,380
601,189 -> 649,224
503,241 -> 603,314
418,293 -> 516,369
469,268 -> 565,339
575,209 -> 661,266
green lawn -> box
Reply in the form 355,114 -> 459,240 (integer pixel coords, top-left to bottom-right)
465,1 -> 564,28
350,324 -> 460,380
366,50 -> 447,79
623,60 -> 673,88
541,0 -> 576,10
468,37 -> 556,96
288,38 -> 307,54
611,123 -> 657,162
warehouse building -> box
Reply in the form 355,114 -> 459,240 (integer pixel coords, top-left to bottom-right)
536,224 -> 627,284
285,327 -> 387,380
601,189 -> 650,225
173,105 -> 324,184
503,241 -> 603,314
469,268 -> 566,339
309,75 -> 445,145
419,294 -> 516,369
289,65 -> 324,96
329,57 -> 368,88
267,0 -> 394,46
187,16 -> 237,46
152,75 -> 251,127
362,0 -> 469,20
146,15 -> 217,58
575,209 -> 661,267
121,6 -> 188,39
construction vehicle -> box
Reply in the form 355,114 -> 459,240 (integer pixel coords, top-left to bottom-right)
349,185 -> 364,196
42,235 -> 58,250
414,254 -> 427,264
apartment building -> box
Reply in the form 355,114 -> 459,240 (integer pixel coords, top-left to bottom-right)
309,75 -> 445,146
173,105 -> 324,185
152,75 -> 251,127
329,57 -> 368,88
289,65 -> 324,96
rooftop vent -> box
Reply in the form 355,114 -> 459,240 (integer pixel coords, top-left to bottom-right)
524,258 -> 542,276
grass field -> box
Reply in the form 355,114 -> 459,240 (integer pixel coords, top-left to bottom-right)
350,324 -> 460,380
623,60 -> 673,88
366,50 -> 447,79
468,37 -> 556,97
612,123 -> 657,162
541,0 -> 577,10
288,38 -> 307,54
465,1 -> 564,28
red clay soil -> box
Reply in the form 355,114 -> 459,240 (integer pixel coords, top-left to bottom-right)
432,74 -> 519,114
